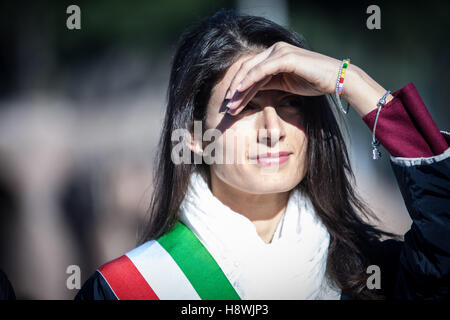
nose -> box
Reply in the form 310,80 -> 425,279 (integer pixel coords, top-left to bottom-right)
257,106 -> 285,147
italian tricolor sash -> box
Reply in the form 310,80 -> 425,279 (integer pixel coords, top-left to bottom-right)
97,221 -> 241,300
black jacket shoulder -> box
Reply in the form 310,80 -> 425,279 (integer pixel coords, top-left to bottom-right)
0,270 -> 16,300
75,271 -> 117,300
387,153 -> 450,299
343,151 -> 450,300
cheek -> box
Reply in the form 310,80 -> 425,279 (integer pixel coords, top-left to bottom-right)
204,109 -> 218,130
295,133 -> 308,178
209,126 -> 309,193
294,130 -> 308,155
281,125 -> 308,176
278,111 -> 305,132
218,125 -> 255,164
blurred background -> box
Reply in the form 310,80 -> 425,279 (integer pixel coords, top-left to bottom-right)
0,0 -> 448,299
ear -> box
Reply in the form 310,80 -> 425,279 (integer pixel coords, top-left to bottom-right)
188,139 -> 204,156
187,122 -> 204,156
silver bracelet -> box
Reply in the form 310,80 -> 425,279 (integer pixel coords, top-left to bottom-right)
371,90 -> 391,160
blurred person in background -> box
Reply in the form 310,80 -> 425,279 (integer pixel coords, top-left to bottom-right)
75,10 -> 449,300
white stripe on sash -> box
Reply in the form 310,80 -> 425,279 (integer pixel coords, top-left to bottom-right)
126,240 -> 201,300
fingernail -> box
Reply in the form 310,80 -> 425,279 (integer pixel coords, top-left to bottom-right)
225,90 -> 231,100
226,107 -> 234,115
236,83 -> 242,90
226,98 -> 234,108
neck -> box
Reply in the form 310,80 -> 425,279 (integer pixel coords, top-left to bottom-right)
210,170 -> 290,244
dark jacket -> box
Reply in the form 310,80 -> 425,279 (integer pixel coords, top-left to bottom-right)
0,270 -> 16,300
342,151 -> 450,300
76,151 -> 450,300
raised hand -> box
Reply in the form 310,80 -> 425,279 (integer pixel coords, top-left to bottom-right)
224,41 -> 393,117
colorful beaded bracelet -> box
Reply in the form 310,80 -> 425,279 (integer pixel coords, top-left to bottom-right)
335,58 -> 350,114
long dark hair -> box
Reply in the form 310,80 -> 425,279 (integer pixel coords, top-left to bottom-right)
139,9 -> 398,299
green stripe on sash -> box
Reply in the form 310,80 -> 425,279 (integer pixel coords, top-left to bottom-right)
157,221 -> 241,300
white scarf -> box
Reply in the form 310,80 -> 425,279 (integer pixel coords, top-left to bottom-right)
179,171 -> 342,300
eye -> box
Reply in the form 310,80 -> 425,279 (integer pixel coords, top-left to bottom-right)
278,96 -> 304,112
243,101 -> 260,112
280,96 -> 304,107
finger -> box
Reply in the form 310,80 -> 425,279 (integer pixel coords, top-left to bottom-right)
236,76 -> 273,113
227,84 -> 261,116
238,55 -> 296,94
258,74 -> 285,91
227,55 -> 295,110
228,76 -> 272,116
226,45 -> 275,100
265,73 -> 324,96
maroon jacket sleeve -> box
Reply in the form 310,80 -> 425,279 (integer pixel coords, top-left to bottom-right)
362,82 -> 449,158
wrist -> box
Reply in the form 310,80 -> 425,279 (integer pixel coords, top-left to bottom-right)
342,65 -> 393,117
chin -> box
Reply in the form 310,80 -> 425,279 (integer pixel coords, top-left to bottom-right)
236,174 -> 299,194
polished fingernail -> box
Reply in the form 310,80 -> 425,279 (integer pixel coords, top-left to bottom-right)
231,90 -> 241,101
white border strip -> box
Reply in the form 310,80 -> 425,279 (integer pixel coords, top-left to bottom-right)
390,147 -> 450,167
126,240 -> 201,300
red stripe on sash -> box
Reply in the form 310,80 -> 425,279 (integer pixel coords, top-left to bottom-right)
98,255 -> 159,300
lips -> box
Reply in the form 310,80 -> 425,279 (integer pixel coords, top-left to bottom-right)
256,151 -> 291,159
249,151 -> 292,166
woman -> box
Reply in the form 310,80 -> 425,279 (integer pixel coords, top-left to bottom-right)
76,9 -> 449,300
